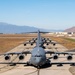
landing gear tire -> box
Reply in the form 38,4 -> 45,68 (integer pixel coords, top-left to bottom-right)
37,66 -> 40,69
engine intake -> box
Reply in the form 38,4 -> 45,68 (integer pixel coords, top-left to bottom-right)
67,55 -> 72,60
46,43 -> 49,45
53,54 -> 58,60
31,43 -> 33,46
53,43 -> 56,46
19,55 -> 24,60
5,55 -> 10,60
24,44 -> 26,46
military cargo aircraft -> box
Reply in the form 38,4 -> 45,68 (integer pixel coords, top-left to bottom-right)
24,30 -> 56,48
0,30 -> 75,68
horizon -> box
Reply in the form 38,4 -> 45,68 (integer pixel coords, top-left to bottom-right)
0,0 -> 75,30
0,22 -> 73,30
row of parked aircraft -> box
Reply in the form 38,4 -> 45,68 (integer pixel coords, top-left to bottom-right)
24,32 -> 56,48
0,30 -> 75,68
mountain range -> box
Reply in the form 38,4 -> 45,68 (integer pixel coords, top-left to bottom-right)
64,26 -> 75,32
0,22 -> 39,33
0,22 -> 63,34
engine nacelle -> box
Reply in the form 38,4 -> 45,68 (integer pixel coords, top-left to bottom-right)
53,43 -> 56,46
31,43 -> 33,46
53,54 -> 58,60
67,55 -> 72,60
24,44 -> 26,46
19,55 -> 24,60
5,55 -> 10,60
46,43 -> 49,45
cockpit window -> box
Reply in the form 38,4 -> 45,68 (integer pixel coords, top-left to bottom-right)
35,55 -> 42,57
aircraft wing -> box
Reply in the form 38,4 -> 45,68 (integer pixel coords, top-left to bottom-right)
24,41 -> 34,44
45,51 -> 75,55
0,62 -> 27,64
0,51 -> 31,56
46,51 -> 55,54
50,62 -> 75,66
24,31 -> 49,33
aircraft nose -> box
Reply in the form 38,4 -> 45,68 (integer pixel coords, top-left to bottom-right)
36,57 -> 42,65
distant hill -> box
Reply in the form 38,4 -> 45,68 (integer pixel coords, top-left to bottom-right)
0,22 -> 63,33
64,26 -> 75,32
0,22 -> 40,34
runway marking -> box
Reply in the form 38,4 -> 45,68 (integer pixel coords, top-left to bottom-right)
24,69 -> 39,75
23,69 -> 40,75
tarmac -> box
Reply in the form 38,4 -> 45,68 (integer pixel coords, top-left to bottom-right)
0,43 -> 74,75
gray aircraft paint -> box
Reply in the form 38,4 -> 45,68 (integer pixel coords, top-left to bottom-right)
28,30 -> 47,66
29,47 -> 46,66
0,30 -> 75,68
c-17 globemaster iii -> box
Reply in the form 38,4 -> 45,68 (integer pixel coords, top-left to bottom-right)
0,30 -> 75,68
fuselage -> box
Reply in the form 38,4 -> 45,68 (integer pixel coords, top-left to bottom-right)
29,30 -> 47,67
36,38 -> 44,47
29,46 -> 46,66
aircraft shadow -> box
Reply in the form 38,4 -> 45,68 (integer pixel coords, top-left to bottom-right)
24,63 -> 52,69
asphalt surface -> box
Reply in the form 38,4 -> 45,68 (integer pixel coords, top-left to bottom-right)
0,43 -> 75,75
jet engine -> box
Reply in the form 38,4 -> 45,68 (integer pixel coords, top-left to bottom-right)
67,55 -> 72,60
31,43 -> 33,46
19,54 -> 24,60
53,43 -> 56,46
5,55 -> 10,60
53,54 -> 58,60
46,43 -> 49,45
29,40 -> 31,42
24,44 -> 26,46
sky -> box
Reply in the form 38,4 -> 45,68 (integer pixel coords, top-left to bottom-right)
0,0 -> 75,30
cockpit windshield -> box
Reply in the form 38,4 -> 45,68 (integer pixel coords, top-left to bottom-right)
35,55 -> 42,57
